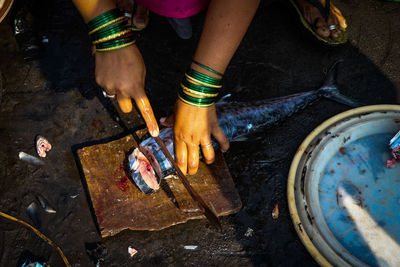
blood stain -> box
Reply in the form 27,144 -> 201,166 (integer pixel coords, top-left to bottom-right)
339,147 -> 346,155
117,176 -> 129,192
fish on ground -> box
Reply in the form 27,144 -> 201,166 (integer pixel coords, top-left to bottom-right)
19,152 -> 44,166
35,135 -> 52,158
26,202 -> 41,228
36,194 -> 56,214
129,62 -> 362,194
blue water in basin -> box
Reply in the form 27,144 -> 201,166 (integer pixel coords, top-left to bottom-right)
319,134 -> 400,266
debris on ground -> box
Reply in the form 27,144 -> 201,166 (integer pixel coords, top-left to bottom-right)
272,203 -> 279,219
85,242 -> 107,267
183,245 -> 198,250
19,152 -> 44,166
244,228 -> 254,237
36,194 -> 56,214
26,202 -> 42,228
21,259 -> 48,267
35,135 -> 52,158
128,246 -> 137,257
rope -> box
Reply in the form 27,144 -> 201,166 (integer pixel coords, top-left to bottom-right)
0,211 -> 71,267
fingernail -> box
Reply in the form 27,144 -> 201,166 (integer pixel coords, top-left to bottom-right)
160,117 -> 166,123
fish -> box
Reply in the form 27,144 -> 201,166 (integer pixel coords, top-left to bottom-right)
35,135 -> 52,158
128,61 -> 362,194
19,152 -> 44,166
36,194 -> 56,214
26,202 -> 42,228
128,148 -> 160,194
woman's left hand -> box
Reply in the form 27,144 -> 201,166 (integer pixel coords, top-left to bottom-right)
165,100 -> 229,175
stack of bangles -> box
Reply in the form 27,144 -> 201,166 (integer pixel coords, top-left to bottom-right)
178,61 -> 223,107
88,8 -> 135,52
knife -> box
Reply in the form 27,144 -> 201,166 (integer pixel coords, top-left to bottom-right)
154,136 -> 222,231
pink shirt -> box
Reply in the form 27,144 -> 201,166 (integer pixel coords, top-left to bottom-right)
136,0 -> 210,18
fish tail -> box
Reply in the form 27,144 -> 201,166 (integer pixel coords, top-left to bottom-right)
319,60 -> 363,108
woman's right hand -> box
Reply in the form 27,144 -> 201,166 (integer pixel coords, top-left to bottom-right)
95,45 -> 159,137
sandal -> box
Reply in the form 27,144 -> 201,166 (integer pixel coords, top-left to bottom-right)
289,0 -> 348,46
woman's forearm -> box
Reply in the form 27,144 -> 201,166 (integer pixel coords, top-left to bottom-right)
72,0 -> 116,23
193,0 -> 260,76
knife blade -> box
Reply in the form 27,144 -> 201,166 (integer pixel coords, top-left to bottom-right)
154,136 -> 222,231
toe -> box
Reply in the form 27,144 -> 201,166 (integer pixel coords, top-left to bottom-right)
314,18 -> 330,38
133,5 -> 148,28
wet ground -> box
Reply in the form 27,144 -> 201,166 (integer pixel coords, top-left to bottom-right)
1,0 -> 400,266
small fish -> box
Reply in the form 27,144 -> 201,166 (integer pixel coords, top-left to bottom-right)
26,202 -> 42,228
36,135 -> 51,158
36,194 -> 56,213
129,61 -> 362,194
128,246 -> 137,257
272,203 -> 279,219
19,152 -> 44,166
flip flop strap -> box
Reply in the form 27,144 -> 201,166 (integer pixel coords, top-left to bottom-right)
305,0 -> 330,21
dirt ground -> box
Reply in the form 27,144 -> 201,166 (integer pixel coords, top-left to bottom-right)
0,0 -> 399,266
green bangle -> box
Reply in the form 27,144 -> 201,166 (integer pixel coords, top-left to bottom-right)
96,36 -> 135,49
186,69 -> 222,85
96,40 -> 136,52
88,8 -> 121,31
182,79 -> 219,94
91,22 -> 128,42
89,16 -> 126,35
178,91 -> 216,107
193,60 -> 223,77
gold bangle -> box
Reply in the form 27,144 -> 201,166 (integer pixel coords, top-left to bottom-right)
178,95 -> 215,107
92,29 -> 131,45
89,16 -> 126,35
185,73 -> 222,88
180,83 -> 218,98
96,40 -> 136,52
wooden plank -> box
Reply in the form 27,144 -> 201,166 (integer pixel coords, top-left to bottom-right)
76,134 -> 242,237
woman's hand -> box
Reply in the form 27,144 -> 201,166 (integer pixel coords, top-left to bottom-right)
171,100 -> 229,175
95,45 -> 159,137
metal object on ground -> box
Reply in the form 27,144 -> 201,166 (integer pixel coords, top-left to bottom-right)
288,105 -> 400,266
75,132 -> 241,236
0,0 -> 13,23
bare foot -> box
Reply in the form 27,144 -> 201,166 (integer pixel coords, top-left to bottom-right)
296,0 -> 347,39
115,0 -> 149,30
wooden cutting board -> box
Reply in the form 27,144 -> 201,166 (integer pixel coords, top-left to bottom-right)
75,132 -> 242,237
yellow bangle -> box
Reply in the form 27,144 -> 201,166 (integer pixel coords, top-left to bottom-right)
89,16 -> 126,35
178,95 -> 215,107
185,73 -> 222,88
92,29 -> 131,45
96,40 -> 136,52
180,83 -> 219,98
